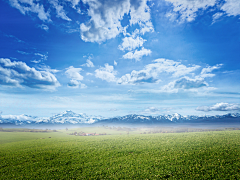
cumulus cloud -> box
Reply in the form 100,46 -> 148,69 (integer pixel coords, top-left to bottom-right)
9,0 -> 51,21
173,77 -> 207,89
221,0 -> 240,17
129,0 -> 154,34
122,47 -> 151,61
118,58 -> 200,84
162,77 -> 208,92
119,36 -> 146,51
67,79 -> 87,88
50,0 -> 72,21
114,60 -> 118,66
0,58 -> 60,89
80,0 -> 153,43
196,102 -> 240,112
65,66 -> 87,88
165,0 -> 217,22
65,66 -> 83,80
95,63 -> 117,82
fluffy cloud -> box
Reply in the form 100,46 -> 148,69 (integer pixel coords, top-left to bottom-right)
118,58 -> 200,84
0,58 -> 60,89
65,66 -> 83,80
196,102 -> 240,112
114,60 -> 118,66
162,77 -> 208,92
9,0 -> 50,21
50,0 -> 72,21
67,79 -> 87,88
95,63 -> 117,82
221,0 -> 240,17
80,0 -> 130,42
129,0 -> 154,34
122,47 -> 151,61
80,0 -> 153,43
165,0 -> 217,22
119,36 -> 146,51
65,66 -> 87,88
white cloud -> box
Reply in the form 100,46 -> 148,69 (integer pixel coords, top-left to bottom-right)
38,24 -> 49,31
50,0 -> 72,21
122,47 -> 151,61
162,77 -> 208,92
86,72 -> 93,76
212,12 -> 224,24
143,107 -> 161,113
221,0 -> 240,17
82,59 -> 94,67
67,79 -> 87,88
17,50 -> 29,55
118,58 -> 200,84
165,0 -> 240,23
80,0 -> 130,42
80,0 -> 153,43
37,64 -> 60,73
65,66 -> 83,80
95,63 -> 117,82
9,0 -> 51,21
0,58 -> 60,89
129,0 -> 154,34
67,0 -> 81,8
31,60 -> 41,64
160,63 -> 222,93
34,52 -> 48,61
196,102 -> 240,112
119,36 -> 146,51
200,64 -> 222,78
165,0 -> 217,22
114,60 -> 117,66
65,66 -> 87,88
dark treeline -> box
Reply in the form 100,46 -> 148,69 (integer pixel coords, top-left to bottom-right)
0,127 -> 58,132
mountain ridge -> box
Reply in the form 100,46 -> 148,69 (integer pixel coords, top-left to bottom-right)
0,110 -> 240,126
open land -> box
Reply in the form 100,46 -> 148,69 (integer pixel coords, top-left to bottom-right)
0,127 -> 239,179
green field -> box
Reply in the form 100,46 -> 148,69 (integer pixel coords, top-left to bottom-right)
0,128 -> 239,179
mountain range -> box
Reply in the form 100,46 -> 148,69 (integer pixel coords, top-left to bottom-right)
1,110 -> 240,126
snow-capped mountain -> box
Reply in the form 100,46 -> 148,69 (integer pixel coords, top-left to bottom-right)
0,111 -> 240,126
0,114 -> 40,125
36,110 -> 104,124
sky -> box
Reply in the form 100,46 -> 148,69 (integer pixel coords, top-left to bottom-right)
0,0 -> 240,117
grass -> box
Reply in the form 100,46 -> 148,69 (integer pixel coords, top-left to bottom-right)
0,129 -> 239,179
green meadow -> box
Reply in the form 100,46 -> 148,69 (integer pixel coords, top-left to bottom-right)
0,128 -> 239,179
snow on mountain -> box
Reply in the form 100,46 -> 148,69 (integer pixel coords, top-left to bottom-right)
0,114 -> 40,125
0,111 -> 240,126
36,110 -> 104,124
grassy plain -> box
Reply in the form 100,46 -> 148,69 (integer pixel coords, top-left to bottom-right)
0,128 -> 239,179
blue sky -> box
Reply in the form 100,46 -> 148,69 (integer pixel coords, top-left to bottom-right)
0,0 -> 240,117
